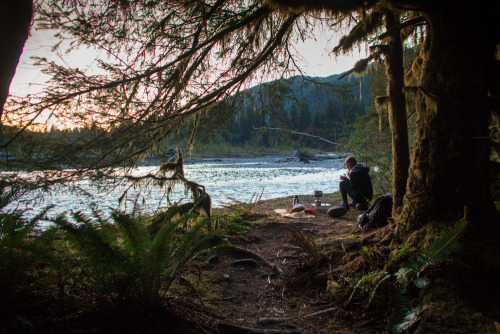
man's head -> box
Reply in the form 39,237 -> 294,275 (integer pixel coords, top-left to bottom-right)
344,156 -> 357,170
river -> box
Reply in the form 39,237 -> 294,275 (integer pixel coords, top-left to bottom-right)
6,155 -> 347,228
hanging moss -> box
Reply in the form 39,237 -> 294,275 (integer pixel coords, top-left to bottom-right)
375,95 -> 389,131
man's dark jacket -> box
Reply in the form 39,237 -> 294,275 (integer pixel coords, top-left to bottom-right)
349,164 -> 373,202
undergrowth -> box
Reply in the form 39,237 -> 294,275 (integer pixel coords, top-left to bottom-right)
334,218 -> 469,333
220,190 -> 266,220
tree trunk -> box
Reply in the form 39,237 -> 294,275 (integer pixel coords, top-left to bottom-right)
384,10 -> 409,211
0,0 -> 33,121
397,2 -> 499,249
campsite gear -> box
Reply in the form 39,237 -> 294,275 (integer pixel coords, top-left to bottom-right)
291,203 -> 306,213
314,190 -> 322,207
293,195 -> 300,206
327,204 -> 348,218
357,194 -> 393,229
279,209 -> 315,218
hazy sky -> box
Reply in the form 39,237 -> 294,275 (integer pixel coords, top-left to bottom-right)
10,26 -> 369,96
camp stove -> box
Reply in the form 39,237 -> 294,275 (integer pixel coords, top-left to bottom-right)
314,190 -> 322,207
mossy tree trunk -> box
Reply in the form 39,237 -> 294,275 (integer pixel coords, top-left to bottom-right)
0,0 -> 33,121
384,10 -> 409,211
396,2 -> 499,250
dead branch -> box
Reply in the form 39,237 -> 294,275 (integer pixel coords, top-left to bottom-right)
252,126 -> 340,147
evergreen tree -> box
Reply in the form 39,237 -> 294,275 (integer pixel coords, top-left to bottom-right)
289,104 -> 298,130
297,103 -> 312,132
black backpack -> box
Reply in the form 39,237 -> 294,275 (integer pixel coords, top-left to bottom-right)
357,194 -> 393,229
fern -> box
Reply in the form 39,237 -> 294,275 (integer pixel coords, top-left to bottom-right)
346,270 -> 387,306
0,204 -> 57,308
411,218 -> 466,274
52,203 -> 222,307
389,219 -> 467,333
345,219 -> 467,333
392,305 -> 428,333
221,189 -> 264,218
0,181 -> 25,209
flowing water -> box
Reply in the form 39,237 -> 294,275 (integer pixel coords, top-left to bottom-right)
6,155 -> 347,228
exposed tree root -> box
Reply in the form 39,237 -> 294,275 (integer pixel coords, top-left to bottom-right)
224,246 -> 285,276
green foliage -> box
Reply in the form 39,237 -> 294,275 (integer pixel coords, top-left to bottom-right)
345,219 -> 467,332
51,205 -> 222,308
346,270 -> 390,307
361,245 -> 375,258
345,66 -> 393,194
390,219 -> 467,333
215,212 -> 250,235
221,190 -> 264,218
0,186 -> 57,310
390,243 -> 414,262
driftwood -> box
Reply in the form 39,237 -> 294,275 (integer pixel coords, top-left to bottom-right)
225,246 -> 285,276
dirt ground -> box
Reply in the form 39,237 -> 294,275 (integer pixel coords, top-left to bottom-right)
183,194 -> 391,334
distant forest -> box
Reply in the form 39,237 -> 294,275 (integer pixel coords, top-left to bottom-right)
185,71 -> 374,152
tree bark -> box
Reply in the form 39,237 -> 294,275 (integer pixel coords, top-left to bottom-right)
396,2 -> 499,245
384,10 -> 409,211
0,0 -> 33,121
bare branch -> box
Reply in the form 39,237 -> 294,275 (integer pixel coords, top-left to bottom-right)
253,125 -> 341,146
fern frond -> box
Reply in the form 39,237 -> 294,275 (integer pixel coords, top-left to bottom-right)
366,272 -> 391,307
161,216 -> 222,290
392,305 -> 428,334
412,218 -> 467,273
28,204 -> 56,226
0,182 -> 25,209
89,202 -> 109,226
112,211 -> 151,262
346,270 -> 386,306
150,218 -> 179,294
388,285 -> 410,334
52,212 -> 127,295
389,219 -> 467,333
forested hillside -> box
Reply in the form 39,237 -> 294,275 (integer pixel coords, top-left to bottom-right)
207,72 -> 372,150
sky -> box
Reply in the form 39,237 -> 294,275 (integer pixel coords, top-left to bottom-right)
10,25 -> 369,97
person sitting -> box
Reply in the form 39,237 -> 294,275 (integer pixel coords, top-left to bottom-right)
338,156 -> 373,211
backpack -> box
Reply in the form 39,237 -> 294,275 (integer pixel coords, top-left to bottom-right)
357,194 -> 393,229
